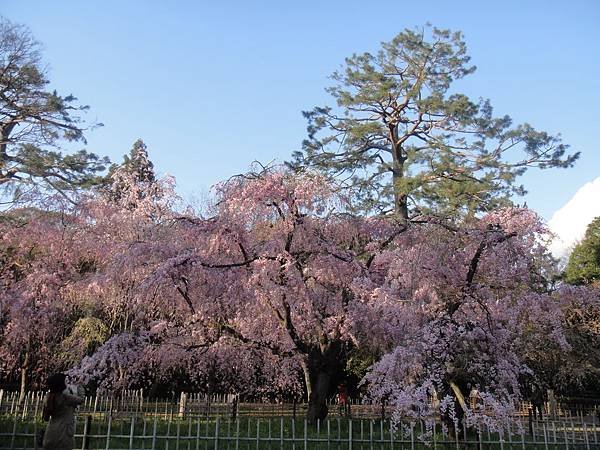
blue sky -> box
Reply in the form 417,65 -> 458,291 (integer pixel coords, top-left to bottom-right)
4,0 -> 599,220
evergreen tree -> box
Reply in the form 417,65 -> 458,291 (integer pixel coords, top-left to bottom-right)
105,139 -> 159,208
289,26 -> 579,219
564,217 -> 600,285
119,139 -> 155,183
0,17 -> 108,204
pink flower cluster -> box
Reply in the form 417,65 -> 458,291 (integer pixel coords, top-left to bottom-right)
1,171 -> 597,424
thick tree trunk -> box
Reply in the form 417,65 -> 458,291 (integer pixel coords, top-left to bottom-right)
393,183 -> 409,221
303,343 -> 346,425
18,350 -> 30,404
0,124 -> 17,183
440,380 -> 468,439
148,380 -> 160,398
306,369 -> 331,425
391,135 -> 409,220
300,359 -> 312,400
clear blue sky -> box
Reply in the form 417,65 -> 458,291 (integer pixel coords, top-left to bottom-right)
4,0 -> 599,219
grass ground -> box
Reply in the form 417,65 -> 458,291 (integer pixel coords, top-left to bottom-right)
0,415 -> 591,450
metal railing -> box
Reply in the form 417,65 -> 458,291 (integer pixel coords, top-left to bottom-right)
1,414 -> 599,449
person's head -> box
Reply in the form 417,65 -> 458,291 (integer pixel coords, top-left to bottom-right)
46,373 -> 67,393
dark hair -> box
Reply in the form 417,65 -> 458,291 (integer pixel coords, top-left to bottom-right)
43,373 -> 67,420
47,373 -> 67,393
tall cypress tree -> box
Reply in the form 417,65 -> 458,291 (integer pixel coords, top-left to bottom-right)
105,139 -> 159,208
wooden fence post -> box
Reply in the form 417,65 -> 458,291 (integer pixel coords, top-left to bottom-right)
33,414 -> 39,450
34,392 -> 40,418
105,414 -> 112,450
593,413 -> 598,447
10,413 -> 17,450
197,417 -> 202,450
179,391 -> 187,418
214,416 -> 220,450
584,423 -> 590,450
128,416 -> 135,450
231,394 -> 238,420
81,415 -> 91,450
151,415 -> 157,450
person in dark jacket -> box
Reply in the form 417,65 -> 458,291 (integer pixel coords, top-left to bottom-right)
42,373 -> 83,450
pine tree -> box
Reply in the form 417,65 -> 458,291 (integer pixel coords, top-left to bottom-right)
289,26 -> 579,219
0,17 -> 108,204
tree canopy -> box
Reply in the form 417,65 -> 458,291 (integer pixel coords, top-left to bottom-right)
104,139 -> 160,208
0,17 -> 108,204
0,167 -> 598,428
564,216 -> 600,285
289,26 -> 579,219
